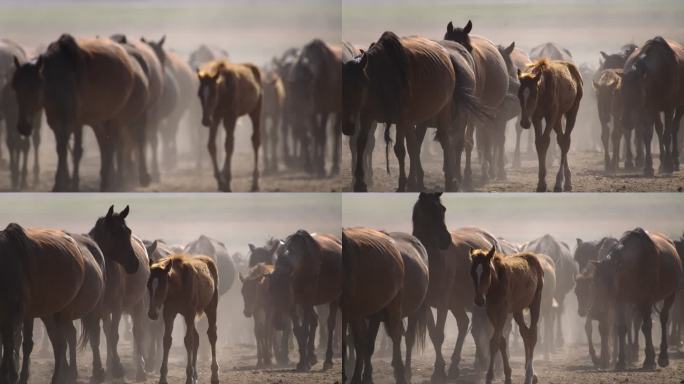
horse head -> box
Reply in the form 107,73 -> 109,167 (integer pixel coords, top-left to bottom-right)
412,192 -> 451,250
90,205 -> 139,274
470,246 -> 496,307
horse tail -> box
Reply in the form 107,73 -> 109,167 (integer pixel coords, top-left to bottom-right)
78,317 -> 94,351
245,63 -> 262,86
0,223 -> 30,328
208,257 -> 220,305
450,57 -> 496,124
415,303 -> 429,352
384,123 -> 392,175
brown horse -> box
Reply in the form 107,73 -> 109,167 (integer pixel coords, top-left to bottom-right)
386,232 -> 429,381
517,59 -> 583,192
142,37 -> 197,172
0,224 -> 104,384
471,247 -> 544,384
343,32 -> 459,192
601,228 -> 682,370
269,230 -> 341,371
530,42 -> 573,62
148,253 -> 220,384
184,234 -> 236,296
411,192 -> 500,381
593,69 -> 625,172
621,37 -> 684,175
240,262 -> 276,368
288,39 -> 342,176
341,227 -> 406,384
197,59 -> 262,192
248,239 -> 281,267
497,42 -> 533,169
12,34 -> 137,191
88,205 -> 149,382
444,21 -> 509,186
1,39 -> 41,191
261,70 -> 286,174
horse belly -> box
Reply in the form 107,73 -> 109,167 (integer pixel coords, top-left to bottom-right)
78,61 -> 134,124
57,259 -> 105,320
24,254 -> 85,319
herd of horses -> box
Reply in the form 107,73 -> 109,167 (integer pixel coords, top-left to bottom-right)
342,192 -> 684,384
0,34 -> 342,192
342,20 -> 684,192
0,207 -> 343,384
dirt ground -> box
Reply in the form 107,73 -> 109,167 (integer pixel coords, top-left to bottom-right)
341,136 -> 684,193
23,339 -> 341,384
357,340 -> 684,384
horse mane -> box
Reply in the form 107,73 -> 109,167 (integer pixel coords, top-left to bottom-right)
245,262 -> 274,281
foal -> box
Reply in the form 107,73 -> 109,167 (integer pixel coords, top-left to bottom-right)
470,247 -> 544,384
148,254 -> 220,384
240,262 -> 276,368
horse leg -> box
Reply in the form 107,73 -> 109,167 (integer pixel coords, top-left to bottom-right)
53,126 -> 71,192
1,317 -> 19,384
44,316 -> 67,384
438,111 -> 457,191
655,112 -> 671,173
555,300 -> 565,348
658,293 -> 675,367
31,122 -> 41,186
585,317 -> 598,366
393,124 -> 408,192
291,310 -> 309,372
385,298 -> 407,384
249,109 -> 261,191
136,115 -> 151,187
19,139 -> 29,190
641,116 -> 655,176
553,120 -> 565,192
204,294 -> 219,384
485,323 -> 502,384
600,118 -> 611,172
463,123 -> 475,190
611,119 -> 622,172
598,319 -> 611,369
306,306 -> 319,368
429,307 -> 448,383
543,310 -> 553,361
404,313 -> 417,382
220,117 -> 237,192
447,307 -> 469,378
331,114 -> 341,176
182,314 -> 197,384
534,119 -> 549,192
349,319 -> 368,384
106,310 -> 124,378
84,314 -> 104,383
639,303 -> 656,370
514,119 -> 523,168
672,107 -> 683,170
499,331 -> 512,384
159,312 -> 175,384
132,302 -> 148,381
324,301 -> 337,370
405,127 -> 423,191
623,123 -> 635,170
205,121 -> 224,191
18,319 -> 33,384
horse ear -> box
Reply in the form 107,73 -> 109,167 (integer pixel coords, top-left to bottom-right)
464,20 -> 473,34
148,240 -> 158,256
13,56 -> 20,70
249,243 -> 256,252
120,205 -> 130,219
447,21 -> 454,34
159,35 -> 166,47
505,42 -> 515,55
600,51 -> 609,60
486,246 -> 495,261
106,205 -> 114,219
576,238 -> 582,246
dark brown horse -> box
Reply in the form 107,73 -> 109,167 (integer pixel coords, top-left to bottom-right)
412,192 -> 500,381
341,227 -> 406,384
518,59 -> 583,192
444,21 -> 509,186
12,34 -> 137,191
598,228 -> 681,370
1,39 -> 41,191
148,253 -> 220,384
0,224 -> 105,384
343,32 -> 458,192
269,230 -> 341,372
239,262 -> 276,368
593,69 -> 625,172
621,37 -> 684,175
470,247 -> 544,384
197,59 -> 262,192
88,205 -> 149,382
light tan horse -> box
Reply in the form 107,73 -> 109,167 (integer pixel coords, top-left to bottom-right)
0,224 -> 105,384
517,59 -> 583,192
342,227 -> 406,384
148,253 -> 220,384
239,262 -> 275,368
197,59 -> 262,192
471,247 -> 544,384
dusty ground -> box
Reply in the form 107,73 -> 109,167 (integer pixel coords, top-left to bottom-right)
23,339 -> 341,384
355,340 -> 684,384
342,137 -> 684,192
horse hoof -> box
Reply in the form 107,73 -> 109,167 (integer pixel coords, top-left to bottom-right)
430,369 -> 447,384
657,354 -> 669,368
447,364 -> 459,379
553,185 -> 563,192
323,360 -> 333,371
536,185 -> 547,192
642,360 -> 656,370
251,184 -> 260,192
353,182 -> 368,192
564,184 -> 573,192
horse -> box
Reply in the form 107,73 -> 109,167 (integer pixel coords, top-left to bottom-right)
148,253 -> 220,384
341,227 -> 406,384
522,234 -> 577,349
184,234 -> 236,296
88,205 -> 149,382
197,59 -> 262,192
142,36 -> 197,172
269,230 -> 341,372
621,37 -> 684,175
342,32 -> 458,192
530,42 -> 573,62
599,44 -> 638,71
470,247 -> 544,384
240,262 -> 276,368
598,228 -> 681,370
261,70 -> 286,174
497,42 -> 532,169
411,192 -> 501,381
444,20 -> 509,186
0,224 -> 104,384
386,232 -> 429,381
288,39 -> 342,176
188,44 -> 229,170
272,47 -> 301,168
593,69 -> 626,172
517,58 -> 583,192
12,34 -> 137,191
0,39 -> 41,190
248,239 -> 281,267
